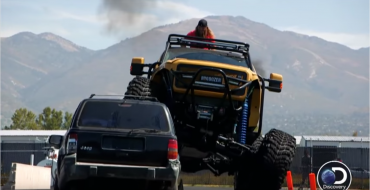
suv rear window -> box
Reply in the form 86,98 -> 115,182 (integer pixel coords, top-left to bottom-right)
76,101 -> 169,131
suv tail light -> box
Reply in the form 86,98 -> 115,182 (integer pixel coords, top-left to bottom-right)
66,133 -> 78,154
168,139 -> 178,160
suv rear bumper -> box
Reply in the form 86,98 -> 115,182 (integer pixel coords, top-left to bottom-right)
58,154 -> 181,189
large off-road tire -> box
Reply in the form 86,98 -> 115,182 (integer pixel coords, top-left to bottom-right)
124,76 -> 152,97
233,135 -> 262,190
234,129 -> 296,190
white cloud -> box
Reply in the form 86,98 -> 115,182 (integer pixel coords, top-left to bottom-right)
43,7 -> 101,24
53,11 -> 99,24
156,1 -> 212,20
280,26 -> 369,49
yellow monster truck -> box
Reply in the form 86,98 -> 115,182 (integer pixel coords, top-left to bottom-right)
125,34 -> 296,190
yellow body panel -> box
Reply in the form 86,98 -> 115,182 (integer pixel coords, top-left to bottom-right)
132,57 -> 145,64
270,73 -> 283,81
133,51 -> 282,130
152,58 -> 260,102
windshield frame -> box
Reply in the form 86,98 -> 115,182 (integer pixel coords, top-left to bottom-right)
74,99 -> 171,132
160,47 -> 253,70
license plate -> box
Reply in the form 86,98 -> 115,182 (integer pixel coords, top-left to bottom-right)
200,75 -> 223,84
101,136 -> 145,150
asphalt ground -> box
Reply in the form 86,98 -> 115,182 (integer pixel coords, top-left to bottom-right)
185,187 -> 232,190
0,185 -> 325,190
185,187 -> 307,190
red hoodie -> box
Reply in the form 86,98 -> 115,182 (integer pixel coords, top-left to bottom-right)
185,30 -> 215,49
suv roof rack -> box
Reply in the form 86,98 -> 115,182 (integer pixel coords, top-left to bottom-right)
167,34 -> 250,53
88,94 -> 159,102
89,94 -> 125,99
123,95 -> 159,102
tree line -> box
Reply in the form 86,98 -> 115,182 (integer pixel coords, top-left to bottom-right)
3,107 -> 73,130
2,107 -> 363,136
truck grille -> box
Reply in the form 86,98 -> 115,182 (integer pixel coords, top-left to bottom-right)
175,64 -> 247,92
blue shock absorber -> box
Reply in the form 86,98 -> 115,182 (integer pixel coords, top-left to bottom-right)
237,98 -> 249,144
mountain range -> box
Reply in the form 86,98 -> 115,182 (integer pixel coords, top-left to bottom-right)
1,16 -> 369,135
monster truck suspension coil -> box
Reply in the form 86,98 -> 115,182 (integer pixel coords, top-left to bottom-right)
237,86 -> 254,144
237,98 -> 248,144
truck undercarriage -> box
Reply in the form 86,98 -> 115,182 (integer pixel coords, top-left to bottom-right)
168,68 -> 260,173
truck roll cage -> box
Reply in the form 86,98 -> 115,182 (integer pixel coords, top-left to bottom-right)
167,34 -> 250,53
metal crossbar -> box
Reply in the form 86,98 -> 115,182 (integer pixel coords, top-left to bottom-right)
167,34 -> 250,53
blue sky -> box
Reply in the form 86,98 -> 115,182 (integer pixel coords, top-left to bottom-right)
1,0 -> 369,50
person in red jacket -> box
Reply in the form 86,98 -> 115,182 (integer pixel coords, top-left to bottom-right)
184,19 -> 215,49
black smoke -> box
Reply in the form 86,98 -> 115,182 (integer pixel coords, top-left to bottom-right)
252,60 -> 268,78
98,0 -> 160,36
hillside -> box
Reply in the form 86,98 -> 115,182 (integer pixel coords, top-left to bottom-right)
1,15 -> 369,135
1,32 -> 94,122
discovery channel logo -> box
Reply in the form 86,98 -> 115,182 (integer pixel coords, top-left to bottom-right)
317,161 -> 352,190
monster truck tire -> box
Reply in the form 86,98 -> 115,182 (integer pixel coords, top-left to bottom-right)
234,129 -> 296,190
125,76 -> 152,97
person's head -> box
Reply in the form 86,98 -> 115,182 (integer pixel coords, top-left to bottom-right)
195,19 -> 214,38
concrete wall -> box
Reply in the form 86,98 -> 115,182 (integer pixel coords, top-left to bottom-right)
1,136 -> 49,143
15,163 -> 51,189
2,163 -> 51,190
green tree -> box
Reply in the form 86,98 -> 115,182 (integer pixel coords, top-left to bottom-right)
36,107 -> 64,130
352,131 -> 358,136
51,109 -> 64,129
36,107 -> 51,129
9,108 -> 39,130
62,111 -> 73,129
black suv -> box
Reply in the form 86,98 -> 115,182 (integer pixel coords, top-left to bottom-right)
49,95 -> 182,190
